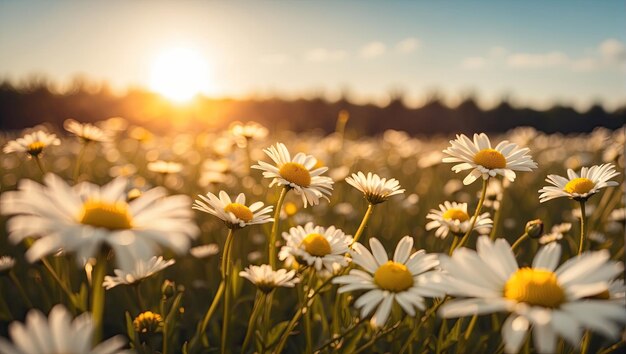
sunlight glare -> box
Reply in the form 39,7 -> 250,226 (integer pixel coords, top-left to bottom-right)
150,47 -> 211,103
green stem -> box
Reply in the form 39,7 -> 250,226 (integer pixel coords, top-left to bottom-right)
41,258 -> 78,308
454,178 -> 489,251
511,233 -> 529,252
351,203 -> 374,246
399,298 -> 447,354
314,319 -> 364,352
241,291 -> 265,354
133,283 -> 146,311
463,314 -> 478,341
304,270 -> 315,354
269,187 -> 289,268
448,235 -> 460,256
9,271 -> 34,308
73,141 -> 88,182
221,229 -> 236,354
33,155 -> 46,176
578,200 -> 586,255
195,280 -> 225,348
90,253 -> 107,345
580,331 -> 591,354
354,317 -> 405,354
489,196 -> 504,241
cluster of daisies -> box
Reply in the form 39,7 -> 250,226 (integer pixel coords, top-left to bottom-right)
0,123 -> 623,354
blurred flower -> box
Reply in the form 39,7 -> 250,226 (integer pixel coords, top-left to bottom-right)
539,163 -> 619,202
129,126 -> 153,143
2,130 -> 60,157
443,179 -> 463,196
588,231 -> 607,244
109,163 -> 137,178
198,159 -> 230,186
483,178 -> 504,210
147,160 -> 183,174
333,236 -> 443,327
133,311 -> 163,334
0,174 -> 199,270
609,208 -> 625,222
333,202 -> 355,217
103,256 -> 175,290
439,236 -> 626,354
252,142 -> 333,207
538,223 -> 571,245
426,201 -> 492,238
193,191 -> 273,229
64,118 -> 111,143
239,264 -> 300,293
279,222 -> 352,273
0,304 -> 127,354
443,133 -> 537,185
525,219 -> 545,239
229,121 -> 268,141
345,171 -> 405,204
0,256 -> 15,274
190,243 -> 220,258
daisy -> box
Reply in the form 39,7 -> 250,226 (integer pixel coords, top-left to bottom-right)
64,119 -> 111,143
0,304 -> 128,354
2,130 -> 60,157
239,264 -> 300,293
538,223 -> 571,245
229,121 -> 268,141
193,191 -> 273,229
0,256 -> 15,274
438,236 -> 626,354
279,222 -> 352,273
443,133 -> 537,185
0,174 -> 199,271
147,160 -> 183,174
133,311 -> 163,334
103,256 -> 175,290
426,201 -> 492,238
345,171 -> 405,204
190,243 -> 220,258
333,236 -> 444,327
538,163 -> 620,202
252,142 -> 334,207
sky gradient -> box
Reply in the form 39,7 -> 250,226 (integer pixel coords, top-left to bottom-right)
1,0 -> 624,110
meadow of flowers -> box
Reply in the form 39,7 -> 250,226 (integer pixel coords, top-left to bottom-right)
0,117 -> 624,354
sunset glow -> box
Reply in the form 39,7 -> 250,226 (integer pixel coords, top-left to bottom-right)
149,47 -> 211,102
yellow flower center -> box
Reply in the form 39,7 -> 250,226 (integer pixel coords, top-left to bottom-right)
442,208 -> 470,222
79,200 -> 133,230
504,268 -> 565,308
27,141 -> 45,156
133,311 -> 163,333
473,149 -> 507,169
224,203 -> 254,222
279,162 -> 311,187
564,177 -> 595,194
374,261 -> 414,292
301,233 -> 331,257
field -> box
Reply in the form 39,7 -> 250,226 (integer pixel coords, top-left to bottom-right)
0,118 -> 624,354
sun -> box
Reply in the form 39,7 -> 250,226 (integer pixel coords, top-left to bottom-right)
149,47 -> 211,103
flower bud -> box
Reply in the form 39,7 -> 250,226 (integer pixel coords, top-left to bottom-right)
525,219 -> 544,239
161,279 -> 176,299
133,311 -> 163,334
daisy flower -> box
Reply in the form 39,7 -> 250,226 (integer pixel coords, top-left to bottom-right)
64,118 -> 111,143
133,311 -> 163,334
229,121 -> 268,141
2,130 -> 60,157
0,304 -> 128,354
252,142 -> 334,207
345,171 -> 405,204
279,222 -> 352,273
190,243 -> 220,258
443,133 -> 537,185
193,191 -> 273,229
0,174 -> 199,271
103,256 -> 175,290
438,236 -> 626,354
147,160 -> 183,174
333,236 -> 444,327
239,264 -> 300,293
538,163 -> 620,203
538,223 -> 571,245
426,201 -> 492,238
0,256 -> 15,274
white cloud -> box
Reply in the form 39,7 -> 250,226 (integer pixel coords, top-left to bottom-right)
506,51 -> 569,68
395,38 -> 420,53
461,56 -> 486,70
259,54 -> 290,65
599,38 -> 625,62
360,41 -> 386,58
488,46 -> 508,57
570,57 -> 597,72
305,48 -> 348,62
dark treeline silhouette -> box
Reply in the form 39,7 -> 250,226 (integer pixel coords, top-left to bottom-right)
0,79 -> 624,135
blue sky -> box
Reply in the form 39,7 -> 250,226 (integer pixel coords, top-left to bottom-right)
1,0 -> 624,109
